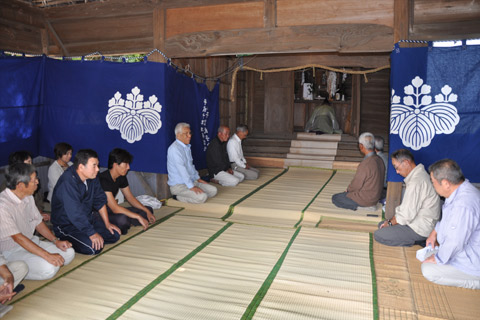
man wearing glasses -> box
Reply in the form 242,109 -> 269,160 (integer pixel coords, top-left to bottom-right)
374,149 -> 441,246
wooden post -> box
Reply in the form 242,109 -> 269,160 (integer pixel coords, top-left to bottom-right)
385,0 -> 411,219
152,7 -> 170,200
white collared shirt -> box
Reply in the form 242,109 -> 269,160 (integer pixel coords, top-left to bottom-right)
227,134 -> 246,168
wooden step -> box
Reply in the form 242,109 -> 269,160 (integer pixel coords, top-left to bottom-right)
243,139 -> 292,147
284,158 -> 334,169
288,147 -> 337,156
295,132 -> 342,142
290,140 -> 338,149
287,154 -> 335,161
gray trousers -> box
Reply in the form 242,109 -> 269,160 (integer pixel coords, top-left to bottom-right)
170,181 -> 217,204
231,164 -> 259,180
422,263 -> 480,289
331,192 -> 359,211
374,222 -> 426,247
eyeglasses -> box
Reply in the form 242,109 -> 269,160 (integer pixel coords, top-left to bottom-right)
393,160 -> 404,171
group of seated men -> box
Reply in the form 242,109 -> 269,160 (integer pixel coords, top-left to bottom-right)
167,122 -> 260,204
331,131 -> 480,289
0,121 -> 260,316
0,147 -> 157,316
1,127 -> 478,316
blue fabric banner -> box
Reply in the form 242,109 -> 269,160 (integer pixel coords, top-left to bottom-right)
0,56 -> 44,165
389,43 -> 480,182
0,56 -> 219,173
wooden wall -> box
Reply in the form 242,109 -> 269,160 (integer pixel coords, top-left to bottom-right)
359,69 -> 391,141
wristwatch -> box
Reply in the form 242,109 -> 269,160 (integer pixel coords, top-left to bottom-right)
387,220 -> 393,226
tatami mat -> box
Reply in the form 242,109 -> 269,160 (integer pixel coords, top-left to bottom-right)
8,215 -> 228,319
302,170 -> 382,227
252,228 -> 374,320
10,205 -> 180,302
118,223 -> 296,320
169,167 -> 285,218
226,167 -> 333,227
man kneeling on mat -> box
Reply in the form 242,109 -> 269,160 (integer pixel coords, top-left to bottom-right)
99,148 -> 156,235
51,149 -> 121,255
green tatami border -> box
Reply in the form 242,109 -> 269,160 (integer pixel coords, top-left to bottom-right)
241,227 -> 301,320
221,168 -> 289,221
107,221 -> 234,319
10,208 -> 182,305
294,169 -> 337,228
369,233 -> 379,320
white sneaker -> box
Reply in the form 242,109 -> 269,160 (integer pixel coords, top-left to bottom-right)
0,304 -> 13,318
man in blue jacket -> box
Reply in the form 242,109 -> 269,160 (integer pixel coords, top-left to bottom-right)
51,149 -> 121,255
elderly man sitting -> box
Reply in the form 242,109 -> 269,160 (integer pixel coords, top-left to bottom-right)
0,163 -> 75,280
167,122 -> 217,204
374,149 -> 440,246
332,132 -> 385,211
422,159 -> 480,289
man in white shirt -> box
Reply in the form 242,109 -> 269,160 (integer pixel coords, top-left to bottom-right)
0,163 -> 75,280
227,125 -> 259,180
374,149 -> 441,246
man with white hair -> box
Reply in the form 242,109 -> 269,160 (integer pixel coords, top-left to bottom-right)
332,132 -> 385,211
227,124 -> 259,180
167,122 -> 217,204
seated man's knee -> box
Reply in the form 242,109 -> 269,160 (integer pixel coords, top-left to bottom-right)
27,261 -> 60,280
9,260 -> 29,280
63,247 -> 76,265
114,214 -> 130,235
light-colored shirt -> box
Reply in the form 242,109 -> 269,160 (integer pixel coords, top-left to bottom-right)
395,164 -> 440,237
0,253 -> 6,266
227,134 -> 246,168
0,189 -> 42,251
167,139 -> 200,189
377,151 -> 388,188
434,180 -> 480,277
47,160 -> 73,202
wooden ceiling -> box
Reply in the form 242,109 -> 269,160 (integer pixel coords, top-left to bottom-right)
17,0 -> 103,8
2,0 -> 480,62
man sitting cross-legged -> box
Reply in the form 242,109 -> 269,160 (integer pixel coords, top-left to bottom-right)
99,148 -> 156,235
374,149 -> 440,247
0,163 -> 74,280
167,122 -> 217,204
51,149 -> 121,255
206,125 -> 245,187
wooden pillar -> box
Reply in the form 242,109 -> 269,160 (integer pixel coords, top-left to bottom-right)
385,0 -> 411,219
152,7 -> 170,199
351,73 -> 361,137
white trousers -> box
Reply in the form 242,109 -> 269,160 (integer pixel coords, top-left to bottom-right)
213,170 -> 244,187
231,164 -> 259,180
3,236 -> 75,280
421,262 -> 480,289
170,181 -> 218,204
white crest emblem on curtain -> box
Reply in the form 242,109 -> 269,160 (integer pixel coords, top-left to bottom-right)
106,86 -> 162,143
390,76 -> 460,150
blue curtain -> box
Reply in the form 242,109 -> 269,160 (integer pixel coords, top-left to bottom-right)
0,56 -> 44,165
0,56 -> 219,173
389,42 -> 480,183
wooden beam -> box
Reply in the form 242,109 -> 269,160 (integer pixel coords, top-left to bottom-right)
394,0 -> 410,42
40,28 -> 49,54
410,20 -> 480,41
166,24 -> 393,58
264,0 -> 276,29
247,53 -> 390,69
351,73 -> 361,137
152,8 -> 166,62
45,19 -> 69,56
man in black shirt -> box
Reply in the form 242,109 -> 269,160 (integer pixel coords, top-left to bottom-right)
206,126 -> 244,187
98,149 -> 155,235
